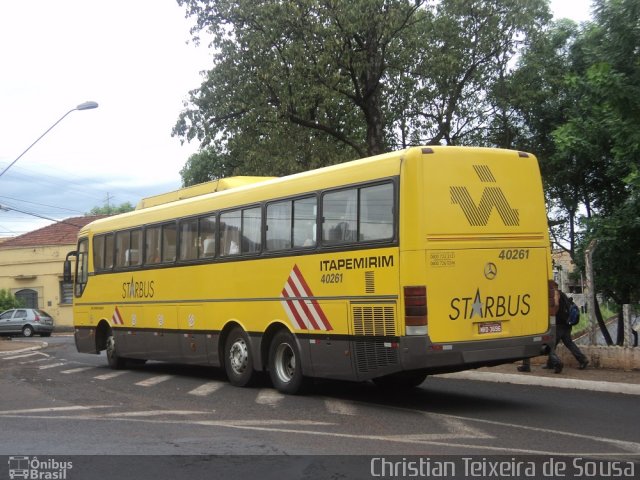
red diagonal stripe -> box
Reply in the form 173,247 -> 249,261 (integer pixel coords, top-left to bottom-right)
291,265 -> 332,331
286,273 -> 320,330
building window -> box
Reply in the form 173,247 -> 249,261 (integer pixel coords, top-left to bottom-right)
60,281 -> 73,304
15,289 -> 38,308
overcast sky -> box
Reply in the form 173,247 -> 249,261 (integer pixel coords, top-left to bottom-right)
0,0 -> 593,236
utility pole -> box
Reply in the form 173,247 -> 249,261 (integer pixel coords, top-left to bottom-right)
585,239 -> 598,345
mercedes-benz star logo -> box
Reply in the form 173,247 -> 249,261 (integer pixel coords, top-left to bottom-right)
484,262 -> 497,280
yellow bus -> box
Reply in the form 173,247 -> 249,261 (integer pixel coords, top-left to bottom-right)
66,146 -> 557,394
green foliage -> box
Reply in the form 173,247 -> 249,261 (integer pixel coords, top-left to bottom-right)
0,289 -> 23,311
175,0 -> 551,182
87,202 -> 135,215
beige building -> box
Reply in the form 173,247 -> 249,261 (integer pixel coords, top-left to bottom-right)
0,216 -> 102,330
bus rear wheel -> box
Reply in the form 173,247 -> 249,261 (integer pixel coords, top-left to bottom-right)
268,330 -> 307,394
106,328 -> 126,369
224,327 -> 255,387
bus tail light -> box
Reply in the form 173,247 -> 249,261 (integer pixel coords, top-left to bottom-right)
405,285 -> 427,335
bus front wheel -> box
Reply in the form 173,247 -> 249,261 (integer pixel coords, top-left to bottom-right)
224,327 -> 255,387
106,328 -> 126,369
268,330 -> 307,395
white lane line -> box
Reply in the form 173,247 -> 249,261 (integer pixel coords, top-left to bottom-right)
255,389 -> 285,406
102,410 -> 211,417
188,381 -> 224,397
61,367 -> 95,374
323,399 -> 358,416
2,352 -> 48,360
39,362 -> 66,370
20,358 -> 51,364
0,405 -> 113,415
94,371 -> 129,380
135,375 -> 173,387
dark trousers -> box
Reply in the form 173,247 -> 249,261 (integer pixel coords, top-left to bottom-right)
548,324 -> 588,365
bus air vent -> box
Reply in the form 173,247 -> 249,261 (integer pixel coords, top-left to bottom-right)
352,305 -> 398,372
365,271 -> 375,293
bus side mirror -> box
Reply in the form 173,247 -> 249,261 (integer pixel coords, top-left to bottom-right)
63,260 -> 72,283
64,251 -> 77,283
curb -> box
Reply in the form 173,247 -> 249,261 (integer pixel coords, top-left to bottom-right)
441,370 -> 640,396
0,341 -> 48,357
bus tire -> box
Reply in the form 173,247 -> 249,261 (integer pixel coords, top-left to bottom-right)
106,328 -> 127,369
268,330 -> 307,395
224,327 -> 255,387
372,371 -> 427,390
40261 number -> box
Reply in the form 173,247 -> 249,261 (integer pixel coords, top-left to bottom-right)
321,273 -> 343,284
498,249 -> 529,260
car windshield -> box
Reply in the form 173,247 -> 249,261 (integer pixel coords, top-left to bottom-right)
36,309 -> 52,318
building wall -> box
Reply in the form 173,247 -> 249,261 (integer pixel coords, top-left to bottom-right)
0,244 -> 74,330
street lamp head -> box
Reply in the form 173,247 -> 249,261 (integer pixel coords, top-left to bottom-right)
76,101 -> 99,111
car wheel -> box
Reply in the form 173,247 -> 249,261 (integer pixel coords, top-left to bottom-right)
105,328 -> 126,369
22,325 -> 34,338
224,327 -> 255,387
268,330 -> 307,395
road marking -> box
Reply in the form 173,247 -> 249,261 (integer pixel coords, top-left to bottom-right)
135,375 -> 173,387
94,371 -> 129,380
255,389 -> 285,406
101,410 -> 212,417
39,362 -> 66,370
20,357 -> 51,364
188,381 -> 224,397
2,351 -> 48,360
61,367 -> 95,374
323,399 -> 357,416
0,405 -> 112,415
441,371 -> 640,396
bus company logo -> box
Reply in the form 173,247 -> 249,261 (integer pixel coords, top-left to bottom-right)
450,164 -> 519,227
8,456 -> 73,479
121,276 -> 155,299
280,265 -> 333,331
448,288 -> 531,320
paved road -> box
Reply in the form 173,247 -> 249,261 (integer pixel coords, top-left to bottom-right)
1,336 -> 638,456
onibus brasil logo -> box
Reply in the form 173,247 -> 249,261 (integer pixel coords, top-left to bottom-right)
8,456 -> 72,479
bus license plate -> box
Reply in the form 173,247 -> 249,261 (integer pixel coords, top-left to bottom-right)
478,322 -> 502,334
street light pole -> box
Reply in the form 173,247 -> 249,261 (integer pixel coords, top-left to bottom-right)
0,100 -> 99,179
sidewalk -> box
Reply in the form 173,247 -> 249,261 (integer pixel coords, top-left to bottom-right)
0,337 -> 48,355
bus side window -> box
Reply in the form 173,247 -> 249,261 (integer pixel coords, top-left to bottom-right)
162,223 -> 177,263
266,200 -> 292,251
359,183 -> 394,241
322,189 -> 357,245
179,218 -> 198,261
93,235 -> 105,270
220,210 -> 241,256
242,206 -> 262,254
293,197 -> 317,248
145,226 -> 161,264
199,215 -> 216,258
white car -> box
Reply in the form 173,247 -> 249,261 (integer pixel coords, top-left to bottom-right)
0,308 -> 54,337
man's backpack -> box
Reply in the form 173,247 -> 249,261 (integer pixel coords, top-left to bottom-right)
567,303 -> 580,326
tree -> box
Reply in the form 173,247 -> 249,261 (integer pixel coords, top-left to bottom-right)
0,289 -> 23,311
175,0 -> 551,184
87,202 -> 135,215
508,0 -> 640,344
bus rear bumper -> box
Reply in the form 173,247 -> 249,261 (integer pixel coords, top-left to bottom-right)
399,332 -> 554,375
